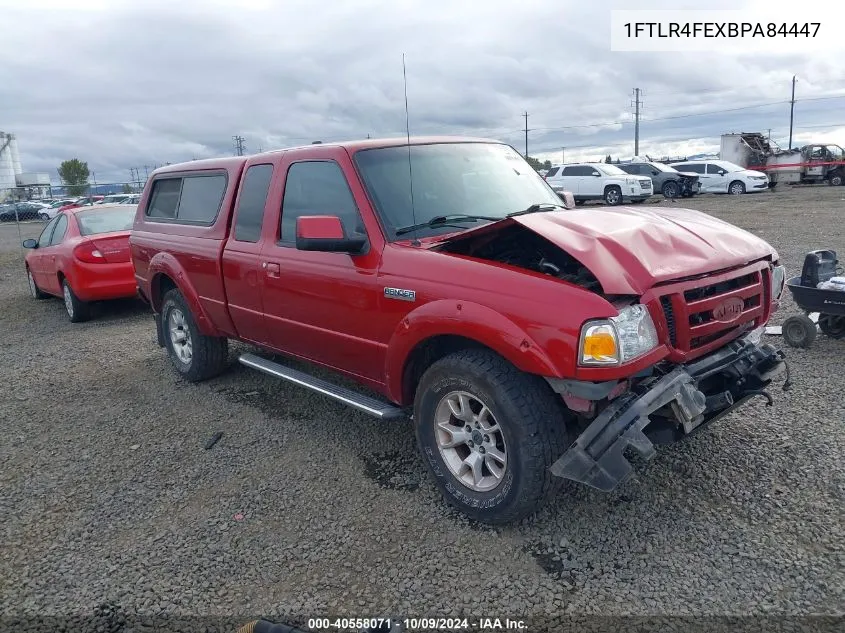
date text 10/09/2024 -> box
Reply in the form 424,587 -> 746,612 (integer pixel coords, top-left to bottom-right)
622,22 -> 821,38
306,617 -> 528,631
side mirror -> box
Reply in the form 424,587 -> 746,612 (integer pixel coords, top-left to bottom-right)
652,170 -> 660,176
22,239 -> 38,249
592,172 -> 601,177
554,190 -> 576,208
295,215 -> 367,254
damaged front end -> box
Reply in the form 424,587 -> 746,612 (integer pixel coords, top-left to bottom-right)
547,331 -> 789,491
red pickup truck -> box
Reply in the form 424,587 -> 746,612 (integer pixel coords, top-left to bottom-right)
129,137 -> 789,524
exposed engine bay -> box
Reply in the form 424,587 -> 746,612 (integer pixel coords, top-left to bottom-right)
435,223 -> 603,293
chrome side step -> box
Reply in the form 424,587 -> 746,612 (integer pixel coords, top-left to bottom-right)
238,353 -> 406,420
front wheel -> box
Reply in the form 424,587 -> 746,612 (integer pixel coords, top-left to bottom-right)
27,268 -> 49,300
662,181 -> 680,198
414,349 -> 569,525
161,288 -> 228,382
604,186 -> 622,205
782,314 -> 817,348
729,180 -> 746,195
828,171 -> 844,187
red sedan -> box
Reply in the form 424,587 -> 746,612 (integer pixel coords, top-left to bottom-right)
23,205 -> 138,322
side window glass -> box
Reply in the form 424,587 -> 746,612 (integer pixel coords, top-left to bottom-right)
546,167 -> 559,178
234,164 -> 274,242
38,216 -> 60,247
176,175 -> 227,223
146,178 -> 182,219
280,161 -> 363,243
49,214 -> 68,246
706,164 -> 723,174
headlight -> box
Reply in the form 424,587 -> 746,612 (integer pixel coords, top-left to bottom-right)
625,177 -> 637,185
771,264 -> 786,301
579,304 -> 660,366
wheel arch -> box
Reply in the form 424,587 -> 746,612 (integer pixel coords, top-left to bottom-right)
147,252 -> 220,337
386,300 -> 566,406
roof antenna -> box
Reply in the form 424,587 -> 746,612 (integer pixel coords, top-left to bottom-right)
402,53 -> 420,246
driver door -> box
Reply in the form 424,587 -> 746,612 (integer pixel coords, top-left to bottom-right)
705,163 -> 729,192
30,215 -> 60,290
258,154 -> 386,382
580,166 -> 603,197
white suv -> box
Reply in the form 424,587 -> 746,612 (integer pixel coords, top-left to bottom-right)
545,163 -> 653,205
669,159 -> 769,194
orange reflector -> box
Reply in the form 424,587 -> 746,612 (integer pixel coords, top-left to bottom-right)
583,332 -> 617,360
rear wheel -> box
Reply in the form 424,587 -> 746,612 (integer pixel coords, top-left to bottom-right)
818,314 -> 845,339
782,314 -> 817,348
39,212 -> 50,221
27,268 -> 48,299
62,280 -> 91,323
413,349 -> 570,525
729,180 -> 746,195
574,199 -> 585,206
604,186 -> 622,205
161,288 -> 228,382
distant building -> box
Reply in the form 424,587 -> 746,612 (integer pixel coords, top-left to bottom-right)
0,131 -> 52,201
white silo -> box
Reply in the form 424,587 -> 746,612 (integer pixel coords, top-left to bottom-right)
0,131 -> 18,194
9,135 -> 22,175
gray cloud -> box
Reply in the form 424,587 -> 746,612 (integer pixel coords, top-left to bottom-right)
2,0 -> 844,184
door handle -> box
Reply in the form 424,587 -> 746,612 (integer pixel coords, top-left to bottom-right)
263,262 -> 281,278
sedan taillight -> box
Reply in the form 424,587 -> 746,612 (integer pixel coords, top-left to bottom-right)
73,242 -> 106,263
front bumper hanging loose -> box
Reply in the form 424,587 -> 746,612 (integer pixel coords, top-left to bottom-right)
549,337 -> 788,492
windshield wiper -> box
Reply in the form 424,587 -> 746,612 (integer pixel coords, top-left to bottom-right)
394,214 -> 501,236
507,202 -> 566,217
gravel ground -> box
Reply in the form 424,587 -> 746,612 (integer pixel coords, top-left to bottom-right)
1,187 -> 843,632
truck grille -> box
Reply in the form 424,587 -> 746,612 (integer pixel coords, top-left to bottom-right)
653,263 -> 769,360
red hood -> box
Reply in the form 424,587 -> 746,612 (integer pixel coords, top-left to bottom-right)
436,206 -> 777,296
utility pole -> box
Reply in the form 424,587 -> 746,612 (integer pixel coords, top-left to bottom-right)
522,112 -> 530,158
561,147 -> 565,164
788,75 -> 796,150
632,88 -> 642,156
92,171 -> 97,195
233,135 -> 246,156
767,128 -> 771,141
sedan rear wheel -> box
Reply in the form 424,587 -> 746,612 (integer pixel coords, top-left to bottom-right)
39,212 -> 50,221
62,280 -> 91,323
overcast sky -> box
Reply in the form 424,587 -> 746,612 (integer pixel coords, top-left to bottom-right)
3,0 -> 845,184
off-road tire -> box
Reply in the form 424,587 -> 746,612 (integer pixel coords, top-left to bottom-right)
818,314 -> 845,339
27,267 -> 49,300
782,314 -> 817,349
828,171 -> 844,187
414,349 -> 570,525
662,180 -> 680,199
604,186 -> 623,206
161,288 -> 228,382
729,180 -> 746,195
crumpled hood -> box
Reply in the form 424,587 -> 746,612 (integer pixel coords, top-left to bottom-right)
506,206 -> 776,295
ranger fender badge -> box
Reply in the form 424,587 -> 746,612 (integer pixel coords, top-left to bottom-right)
384,287 -> 416,302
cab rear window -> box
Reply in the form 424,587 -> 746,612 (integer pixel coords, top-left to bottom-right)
145,173 -> 227,224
